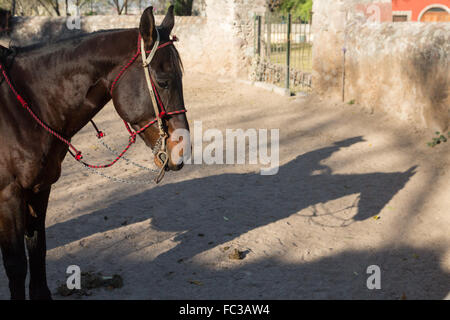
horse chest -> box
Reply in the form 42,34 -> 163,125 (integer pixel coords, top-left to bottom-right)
10,145 -> 64,192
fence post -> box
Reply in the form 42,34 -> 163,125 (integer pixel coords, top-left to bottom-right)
256,15 -> 262,56
285,12 -> 291,91
266,13 -> 271,60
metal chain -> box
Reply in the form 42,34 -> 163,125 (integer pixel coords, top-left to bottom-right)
74,136 -> 163,185
98,138 -> 158,173
152,134 -> 164,156
82,165 -> 158,185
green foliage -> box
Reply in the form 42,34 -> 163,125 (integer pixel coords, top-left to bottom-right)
278,0 -> 312,21
0,0 -> 11,11
173,0 -> 193,16
427,131 -> 449,148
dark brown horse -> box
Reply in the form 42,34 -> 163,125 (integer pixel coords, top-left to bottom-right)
0,6 -> 189,299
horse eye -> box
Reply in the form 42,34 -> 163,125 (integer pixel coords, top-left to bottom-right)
158,81 -> 169,89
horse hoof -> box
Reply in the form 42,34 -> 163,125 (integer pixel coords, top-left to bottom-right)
30,287 -> 52,300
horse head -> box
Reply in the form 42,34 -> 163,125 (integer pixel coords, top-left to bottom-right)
111,6 -> 190,172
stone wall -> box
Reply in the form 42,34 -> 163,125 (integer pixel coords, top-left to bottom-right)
312,0 -> 449,130
2,15 -> 208,73
1,0 -> 266,77
203,0 -> 266,77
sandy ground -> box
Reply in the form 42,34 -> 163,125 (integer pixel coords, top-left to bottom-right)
0,72 -> 449,300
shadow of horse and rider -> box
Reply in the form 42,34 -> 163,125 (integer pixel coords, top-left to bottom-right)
47,136 -> 417,256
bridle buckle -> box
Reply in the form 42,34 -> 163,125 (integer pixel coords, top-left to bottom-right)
154,150 -> 169,184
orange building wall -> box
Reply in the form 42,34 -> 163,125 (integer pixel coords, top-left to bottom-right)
355,3 -> 393,22
392,0 -> 450,21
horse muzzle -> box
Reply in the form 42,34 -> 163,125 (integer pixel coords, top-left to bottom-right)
153,149 -> 184,171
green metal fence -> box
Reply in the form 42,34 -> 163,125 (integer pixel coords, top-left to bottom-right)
252,10 -> 313,94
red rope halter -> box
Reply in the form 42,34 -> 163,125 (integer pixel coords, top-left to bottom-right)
0,34 -> 187,169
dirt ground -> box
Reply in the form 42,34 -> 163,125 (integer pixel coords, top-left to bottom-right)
0,72 -> 449,300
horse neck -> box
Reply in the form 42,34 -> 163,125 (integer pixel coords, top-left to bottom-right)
12,28 -> 140,138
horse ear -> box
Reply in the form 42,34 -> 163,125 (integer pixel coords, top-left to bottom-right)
139,6 -> 157,45
161,5 -> 175,34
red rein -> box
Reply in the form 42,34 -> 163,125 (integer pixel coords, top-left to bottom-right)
0,63 -> 81,157
0,35 -> 187,169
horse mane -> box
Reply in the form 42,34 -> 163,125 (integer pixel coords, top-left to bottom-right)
168,41 -> 184,76
156,27 -> 184,76
2,26 -> 183,86
15,28 -> 125,54
14,27 -> 183,75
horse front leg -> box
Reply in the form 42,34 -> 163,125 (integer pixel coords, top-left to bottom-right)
0,184 -> 27,300
25,187 -> 52,300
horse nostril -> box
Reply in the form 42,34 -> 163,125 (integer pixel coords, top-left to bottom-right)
169,161 -> 184,171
